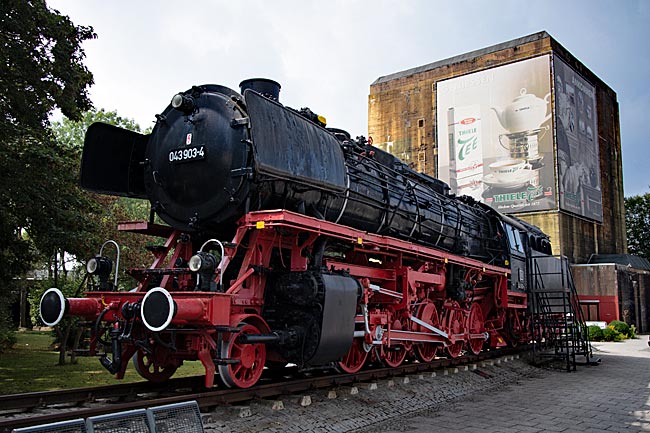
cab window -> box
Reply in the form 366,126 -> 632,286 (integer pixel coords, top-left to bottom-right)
504,224 -> 525,254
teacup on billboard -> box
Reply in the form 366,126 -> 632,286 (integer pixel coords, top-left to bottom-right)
489,159 -> 532,182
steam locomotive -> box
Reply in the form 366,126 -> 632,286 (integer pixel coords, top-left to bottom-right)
40,79 -> 552,388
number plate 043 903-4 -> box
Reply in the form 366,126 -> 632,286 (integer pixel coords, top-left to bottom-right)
168,145 -> 206,164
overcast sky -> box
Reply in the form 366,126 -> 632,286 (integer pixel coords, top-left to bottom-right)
48,0 -> 649,196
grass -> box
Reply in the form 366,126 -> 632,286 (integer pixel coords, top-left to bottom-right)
0,330 -> 205,395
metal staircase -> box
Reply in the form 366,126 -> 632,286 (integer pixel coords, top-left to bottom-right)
528,254 -> 595,371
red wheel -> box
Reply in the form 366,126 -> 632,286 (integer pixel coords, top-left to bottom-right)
218,323 -> 266,388
132,349 -> 178,383
444,306 -> 465,358
383,345 -> 407,367
467,303 -> 486,355
383,320 -> 407,367
337,338 -> 368,373
506,311 -> 522,346
414,302 -> 440,362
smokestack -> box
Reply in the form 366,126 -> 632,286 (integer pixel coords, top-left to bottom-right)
239,78 -> 281,101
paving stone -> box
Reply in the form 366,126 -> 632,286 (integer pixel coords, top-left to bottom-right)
200,338 -> 650,433
224,405 -> 251,418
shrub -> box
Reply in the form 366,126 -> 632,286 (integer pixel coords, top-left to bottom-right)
0,328 -> 17,352
0,296 -> 17,352
629,324 -> 637,339
588,325 -> 604,341
602,327 -> 624,342
608,320 -> 630,336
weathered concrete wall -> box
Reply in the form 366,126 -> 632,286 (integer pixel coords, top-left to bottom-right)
368,31 -> 625,264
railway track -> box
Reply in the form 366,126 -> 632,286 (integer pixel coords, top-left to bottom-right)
0,346 -> 528,432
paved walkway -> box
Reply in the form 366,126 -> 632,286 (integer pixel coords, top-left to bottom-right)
368,337 -> 650,433
203,337 -> 650,432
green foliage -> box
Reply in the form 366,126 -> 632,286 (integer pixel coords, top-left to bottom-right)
0,0 -> 95,134
588,325 -> 604,341
608,320 -> 631,336
602,327 -> 624,342
0,1 -> 95,339
588,321 -> 637,342
0,317 -> 18,352
51,108 -> 151,148
625,192 -> 650,259
0,329 -> 17,353
0,331 -> 205,394
51,110 -> 156,288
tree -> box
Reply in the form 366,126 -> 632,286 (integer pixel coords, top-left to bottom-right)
51,109 -> 155,284
37,110 -> 154,364
625,192 -> 650,259
0,0 -> 95,137
0,1 -> 95,349
0,0 -> 95,280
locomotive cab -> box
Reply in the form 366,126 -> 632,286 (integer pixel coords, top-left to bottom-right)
503,221 -> 528,292
500,215 -> 553,294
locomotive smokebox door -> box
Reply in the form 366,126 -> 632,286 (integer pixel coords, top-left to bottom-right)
143,85 -> 251,231
308,274 -> 359,365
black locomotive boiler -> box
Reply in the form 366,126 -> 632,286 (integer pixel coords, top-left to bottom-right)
40,79 -> 552,388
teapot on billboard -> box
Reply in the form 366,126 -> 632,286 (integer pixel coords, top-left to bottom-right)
486,87 -> 552,190
491,88 -> 552,133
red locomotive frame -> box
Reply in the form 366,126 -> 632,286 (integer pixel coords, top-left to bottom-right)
62,209 -> 529,388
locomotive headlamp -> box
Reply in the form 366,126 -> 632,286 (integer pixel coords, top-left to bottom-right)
86,256 -> 113,276
188,254 -> 202,272
171,93 -> 196,114
189,251 -> 218,291
189,251 -> 217,273
87,256 -> 114,291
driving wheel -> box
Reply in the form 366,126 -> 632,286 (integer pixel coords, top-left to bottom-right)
218,322 -> 266,388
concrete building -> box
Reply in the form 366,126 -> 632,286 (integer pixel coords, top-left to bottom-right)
368,31 -> 636,327
368,31 -> 625,265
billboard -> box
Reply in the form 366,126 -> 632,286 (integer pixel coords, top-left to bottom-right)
436,55 -> 556,214
554,57 -> 602,222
